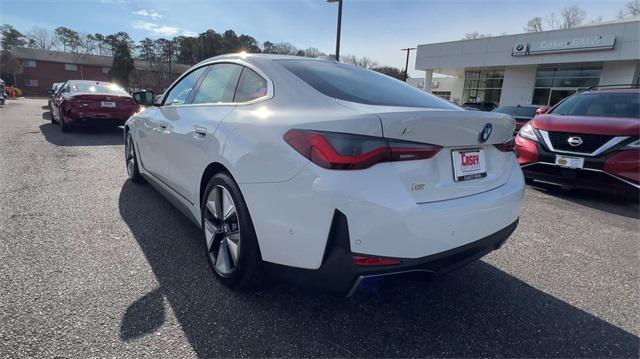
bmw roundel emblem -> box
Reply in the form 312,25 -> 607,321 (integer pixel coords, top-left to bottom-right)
479,123 -> 492,143
516,44 -> 524,51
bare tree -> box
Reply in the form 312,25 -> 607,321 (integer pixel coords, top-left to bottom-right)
463,31 -> 492,40
560,5 -> 586,28
545,12 -> 562,30
587,16 -> 604,25
625,0 -> 640,16
341,54 -> 379,69
525,17 -> 544,32
26,26 -> 57,50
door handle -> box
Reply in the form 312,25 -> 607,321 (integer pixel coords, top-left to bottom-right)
193,127 -> 207,137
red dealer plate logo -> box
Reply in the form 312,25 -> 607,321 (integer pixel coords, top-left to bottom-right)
452,149 -> 487,182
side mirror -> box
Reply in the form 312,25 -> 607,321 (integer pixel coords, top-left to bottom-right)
536,106 -> 550,115
132,91 -> 156,106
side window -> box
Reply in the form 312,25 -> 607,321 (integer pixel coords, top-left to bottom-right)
234,68 -> 268,103
164,67 -> 206,106
192,63 -> 243,104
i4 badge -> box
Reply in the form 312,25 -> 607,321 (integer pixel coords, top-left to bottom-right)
479,123 -> 492,143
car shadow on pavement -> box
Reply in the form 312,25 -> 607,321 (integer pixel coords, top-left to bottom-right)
39,122 -> 123,146
118,180 -> 639,357
528,182 -> 639,219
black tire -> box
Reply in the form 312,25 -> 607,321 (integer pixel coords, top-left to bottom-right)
201,172 -> 262,289
125,132 -> 143,183
60,115 -> 72,132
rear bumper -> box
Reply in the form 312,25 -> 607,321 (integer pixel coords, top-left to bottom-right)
266,216 -> 518,296
64,115 -> 128,127
64,109 -> 134,126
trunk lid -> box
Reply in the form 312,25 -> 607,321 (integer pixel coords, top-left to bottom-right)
337,101 -> 517,203
70,93 -> 139,116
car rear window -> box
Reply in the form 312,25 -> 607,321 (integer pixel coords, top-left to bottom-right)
277,59 -> 458,109
552,93 -> 640,118
493,106 -> 537,118
71,83 -> 128,95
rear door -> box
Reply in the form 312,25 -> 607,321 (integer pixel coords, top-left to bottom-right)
137,66 -> 207,182
163,63 -> 243,204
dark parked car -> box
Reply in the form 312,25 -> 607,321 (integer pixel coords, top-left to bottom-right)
50,80 -> 140,132
462,101 -> 497,112
515,85 -> 639,194
492,104 -> 541,134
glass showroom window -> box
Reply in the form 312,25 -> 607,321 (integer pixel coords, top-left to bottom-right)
432,91 -> 451,101
532,66 -> 601,106
462,68 -> 504,105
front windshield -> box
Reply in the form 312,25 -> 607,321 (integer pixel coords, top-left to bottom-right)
551,93 -> 640,118
278,59 -> 459,109
494,106 -> 537,118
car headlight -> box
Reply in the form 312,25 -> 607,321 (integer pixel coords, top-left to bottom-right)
623,139 -> 640,149
518,122 -> 538,141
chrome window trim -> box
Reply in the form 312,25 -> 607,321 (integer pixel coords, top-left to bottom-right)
521,161 -> 640,189
538,129 -> 629,157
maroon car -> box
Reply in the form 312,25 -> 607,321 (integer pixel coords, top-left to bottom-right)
51,80 -> 140,132
515,85 -> 639,194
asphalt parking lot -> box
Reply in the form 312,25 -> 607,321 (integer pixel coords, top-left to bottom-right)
1,98 -> 638,358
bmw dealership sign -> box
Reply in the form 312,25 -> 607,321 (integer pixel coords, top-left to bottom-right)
512,35 -> 616,56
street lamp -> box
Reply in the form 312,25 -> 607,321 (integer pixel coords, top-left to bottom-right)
327,0 -> 343,61
401,47 -> 416,82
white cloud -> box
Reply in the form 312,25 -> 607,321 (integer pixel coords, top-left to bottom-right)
182,30 -> 199,37
133,9 -> 163,20
131,20 -> 179,36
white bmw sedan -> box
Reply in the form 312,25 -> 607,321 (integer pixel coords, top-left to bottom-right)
126,54 -> 524,295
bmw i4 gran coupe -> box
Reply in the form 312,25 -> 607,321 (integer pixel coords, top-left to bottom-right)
125,54 -> 524,295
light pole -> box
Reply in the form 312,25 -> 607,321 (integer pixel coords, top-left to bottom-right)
327,0 -> 343,61
401,47 -> 416,82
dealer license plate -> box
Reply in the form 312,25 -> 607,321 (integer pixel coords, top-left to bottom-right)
101,101 -> 116,108
555,154 -> 584,169
452,149 -> 487,182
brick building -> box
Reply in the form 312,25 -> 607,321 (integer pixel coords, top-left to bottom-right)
5,47 -> 190,96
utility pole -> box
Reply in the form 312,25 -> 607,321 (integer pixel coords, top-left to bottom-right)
401,47 -> 416,82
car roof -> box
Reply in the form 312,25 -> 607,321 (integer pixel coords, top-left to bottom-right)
581,88 -> 640,95
195,53 -> 338,67
67,80 -> 117,85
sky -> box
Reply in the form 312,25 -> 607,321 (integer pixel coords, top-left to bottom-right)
0,0 -> 630,77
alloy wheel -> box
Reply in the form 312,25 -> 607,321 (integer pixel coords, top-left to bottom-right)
204,185 -> 241,277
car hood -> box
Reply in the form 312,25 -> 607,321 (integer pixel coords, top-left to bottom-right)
532,114 -> 640,136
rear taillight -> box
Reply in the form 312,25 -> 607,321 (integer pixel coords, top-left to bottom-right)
494,137 -> 515,152
283,129 -> 442,170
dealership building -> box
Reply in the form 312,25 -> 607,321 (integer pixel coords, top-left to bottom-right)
413,18 -> 640,107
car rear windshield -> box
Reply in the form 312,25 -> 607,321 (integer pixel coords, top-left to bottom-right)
493,106 -> 537,118
71,83 -> 128,95
277,60 -> 459,109
551,92 -> 640,118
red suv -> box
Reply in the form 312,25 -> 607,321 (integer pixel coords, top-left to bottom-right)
515,85 -> 639,194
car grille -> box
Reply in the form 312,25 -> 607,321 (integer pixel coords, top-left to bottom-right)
547,131 -> 613,154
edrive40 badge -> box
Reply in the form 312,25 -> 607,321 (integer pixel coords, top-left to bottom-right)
478,123 -> 492,143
